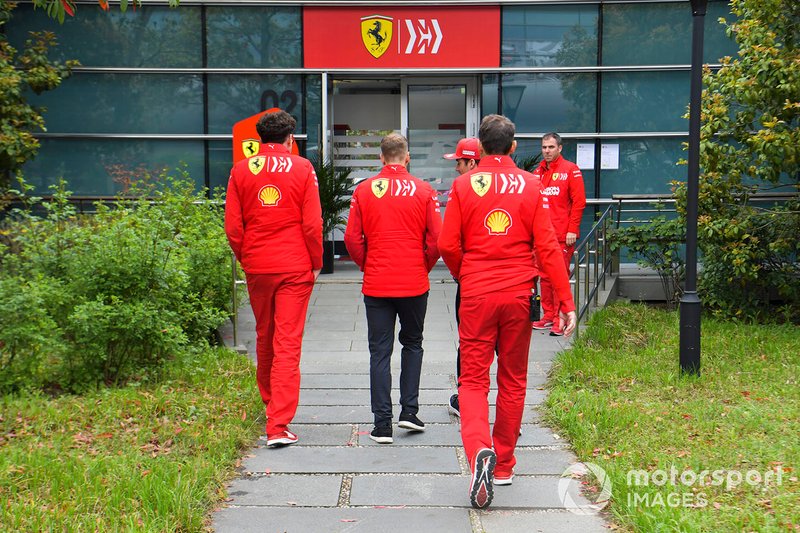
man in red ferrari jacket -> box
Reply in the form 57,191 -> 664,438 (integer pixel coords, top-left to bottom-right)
532,133 -> 586,336
344,133 -> 442,445
225,110 -> 322,448
439,115 -> 576,509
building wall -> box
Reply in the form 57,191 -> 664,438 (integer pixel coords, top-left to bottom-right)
6,1 -> 736,197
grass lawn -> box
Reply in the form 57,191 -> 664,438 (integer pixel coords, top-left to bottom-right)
0,347 -> 263,531
544,302 -> 799,532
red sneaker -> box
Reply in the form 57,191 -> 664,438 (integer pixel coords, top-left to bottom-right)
549,319 -> 564,337
469,448 -> 496,509
266,430 -> 298,447
532,319 -> 554,330
494,469 -> 514,486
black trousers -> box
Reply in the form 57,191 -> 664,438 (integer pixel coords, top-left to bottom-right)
364,292 -> 429,427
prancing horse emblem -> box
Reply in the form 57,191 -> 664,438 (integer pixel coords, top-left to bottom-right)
361,15 -> 393,59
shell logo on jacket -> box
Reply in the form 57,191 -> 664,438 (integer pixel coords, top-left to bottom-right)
484,209 -> 512,235
258,184 -> 282,206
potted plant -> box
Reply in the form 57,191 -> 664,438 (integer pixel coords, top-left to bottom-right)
310,154 -> 354,274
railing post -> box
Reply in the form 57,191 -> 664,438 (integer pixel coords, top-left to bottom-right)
573,249 -> 580,337
593,230 -> 600,306
584,242 -> 590,315
231,252 -> 239,348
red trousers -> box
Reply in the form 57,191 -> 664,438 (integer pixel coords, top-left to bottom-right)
540,243 -> 574,322
245,270 -> 314,437
458,290 -> 532,474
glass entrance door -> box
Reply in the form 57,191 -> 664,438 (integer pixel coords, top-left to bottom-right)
401,77 -> 479,195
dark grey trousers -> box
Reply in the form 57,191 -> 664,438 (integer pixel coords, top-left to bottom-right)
364,292 -> 428,427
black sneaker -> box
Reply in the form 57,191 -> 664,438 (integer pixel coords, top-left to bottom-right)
398,413 -> 425,432
469,448 -> 496,509
448,394 -> 460,417
369,426 -> 393,444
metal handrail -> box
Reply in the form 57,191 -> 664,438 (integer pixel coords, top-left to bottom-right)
571,204 -> 616,337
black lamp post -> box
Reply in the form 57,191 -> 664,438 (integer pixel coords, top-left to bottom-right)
680,0 -> 708,376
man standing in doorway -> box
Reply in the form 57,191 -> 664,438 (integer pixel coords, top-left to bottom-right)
344,133 -> 442,444
532,132 -> 586,336
439,115 -> 576,509
442,137 -> 481,419
225,110 -> 322,448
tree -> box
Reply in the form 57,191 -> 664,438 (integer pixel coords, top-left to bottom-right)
674,0 -> 800,319
33,1 -> 179,23
0,2 -> 77,190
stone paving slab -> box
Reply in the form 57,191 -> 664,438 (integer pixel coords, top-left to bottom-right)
299,388 -> 454,406
213,507 -> 473,533
509,448 -> 577,475
225,474 -> 343,507
349,474 -> 587,509
257,425 -> 353,446
480,510 -> 610,533
242,447 -> 461,474
292,405 -> 453,424
353,423 -> 566,448
296,388 -> 546,406
292,405 -> 544,425
302,340 -> 353,352
350,339 -> 458,353
357,424 -> 462,446
300,373 -> 454,389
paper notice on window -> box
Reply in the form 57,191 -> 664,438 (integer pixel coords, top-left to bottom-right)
576,143 -> 595,169
601,143 -> 620,170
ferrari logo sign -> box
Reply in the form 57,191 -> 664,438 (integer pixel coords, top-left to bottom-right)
242,139 -> 260,158
371,178 -> 389,198
248,156 -> 266,175
361,15 -> 393,59
471,173 -> 492,197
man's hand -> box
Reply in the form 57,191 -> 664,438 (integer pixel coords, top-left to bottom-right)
559,310 -> 578,337
313,269 -> 321,280
566,232 -> 577,246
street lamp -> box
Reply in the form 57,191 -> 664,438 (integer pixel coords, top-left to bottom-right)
680,0 -> 708,376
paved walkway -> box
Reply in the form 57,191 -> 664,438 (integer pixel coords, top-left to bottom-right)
214,262 -> 608,533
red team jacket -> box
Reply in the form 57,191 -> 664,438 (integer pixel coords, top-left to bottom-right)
438,155 -> 575,310
225,143 -> 323,274
344,165 -> 442,298
532,155 -> 586,242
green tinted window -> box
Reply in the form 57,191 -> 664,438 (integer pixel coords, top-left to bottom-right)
602,1 -> 736,65
207,75 -> 305,135
502,73 -> 597,133
206,6 -> 301,68
601,72 -> 689,132
303,74 -> 323,154
482,74 -> 500,116
22,139 -> 205,196
598,138 -> 686,196
6,4 -> 201,67
502,5 -> 598,67
29,74 -> 203,134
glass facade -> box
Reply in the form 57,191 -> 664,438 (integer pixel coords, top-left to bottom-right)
7,1 -> 735,198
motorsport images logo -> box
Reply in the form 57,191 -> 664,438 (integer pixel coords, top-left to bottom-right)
558,462 -> 612,515
558,462 -> 786,514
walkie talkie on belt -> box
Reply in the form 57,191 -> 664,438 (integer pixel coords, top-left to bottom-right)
530,290 -> 541,322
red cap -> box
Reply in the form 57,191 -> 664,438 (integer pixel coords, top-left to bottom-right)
443,138 -> 481,160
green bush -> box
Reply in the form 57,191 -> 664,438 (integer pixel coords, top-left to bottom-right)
697,198 -> 800,321
0,171 -> 233,393
0,277 -> 61,391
